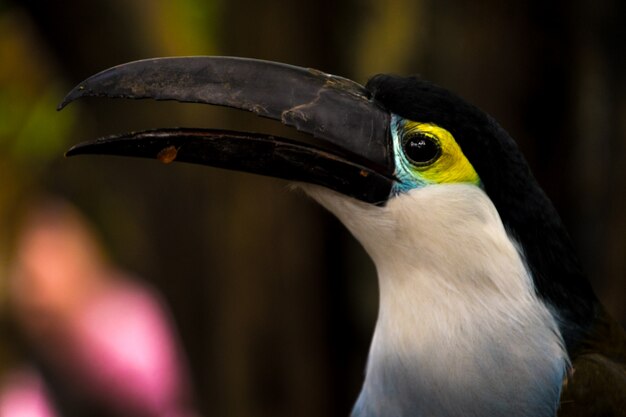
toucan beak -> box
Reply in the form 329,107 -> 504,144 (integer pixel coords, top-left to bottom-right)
59,57 -> 395,204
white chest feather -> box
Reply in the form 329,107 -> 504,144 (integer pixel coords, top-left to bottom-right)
303,183 -> 568,417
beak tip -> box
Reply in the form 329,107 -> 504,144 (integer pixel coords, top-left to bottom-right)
65,141 -> 93,157
64,146 -> 79,157
58,84 -> 89,111
57,95 -> 74,111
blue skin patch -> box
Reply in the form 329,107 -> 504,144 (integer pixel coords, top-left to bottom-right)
391,114 -> 433,195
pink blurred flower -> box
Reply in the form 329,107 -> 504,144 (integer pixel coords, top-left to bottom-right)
0,369 -> 58,417
9,199 -> 197,417
66,280 -> 193,417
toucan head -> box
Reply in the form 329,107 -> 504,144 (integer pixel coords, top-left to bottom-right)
59,57 -> 492,206
60,57 -> 597,349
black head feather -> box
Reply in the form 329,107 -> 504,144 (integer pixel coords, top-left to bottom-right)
365,74 -> 599,352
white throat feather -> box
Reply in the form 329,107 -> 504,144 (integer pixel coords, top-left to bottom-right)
302,183 -> 568,417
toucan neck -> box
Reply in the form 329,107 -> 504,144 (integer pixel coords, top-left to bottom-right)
302,184 -> 570,417
353,185 -> 568,417
354,269 -> 567,417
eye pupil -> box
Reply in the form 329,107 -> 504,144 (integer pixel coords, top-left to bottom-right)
404,134 -> 441,165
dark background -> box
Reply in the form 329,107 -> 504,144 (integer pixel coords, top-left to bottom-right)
0,0 -> 625,416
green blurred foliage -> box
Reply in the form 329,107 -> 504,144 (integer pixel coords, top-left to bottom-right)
0,11 -> 75,170
1,86 -> 75,165
131,0 -> 222,55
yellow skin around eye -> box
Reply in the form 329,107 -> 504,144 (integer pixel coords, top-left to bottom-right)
403,121 -> 480,186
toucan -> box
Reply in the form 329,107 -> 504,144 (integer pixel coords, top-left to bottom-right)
59,57 -> 626,417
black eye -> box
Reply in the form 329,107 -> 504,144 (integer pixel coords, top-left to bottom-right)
403,133 -> 441,166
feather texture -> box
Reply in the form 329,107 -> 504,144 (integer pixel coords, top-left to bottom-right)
303,183 -> 568,417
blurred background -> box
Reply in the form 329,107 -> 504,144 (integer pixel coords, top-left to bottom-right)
0,0 -> 625,416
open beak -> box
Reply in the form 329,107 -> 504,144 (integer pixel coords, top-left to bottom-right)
59,57 -> 395,204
